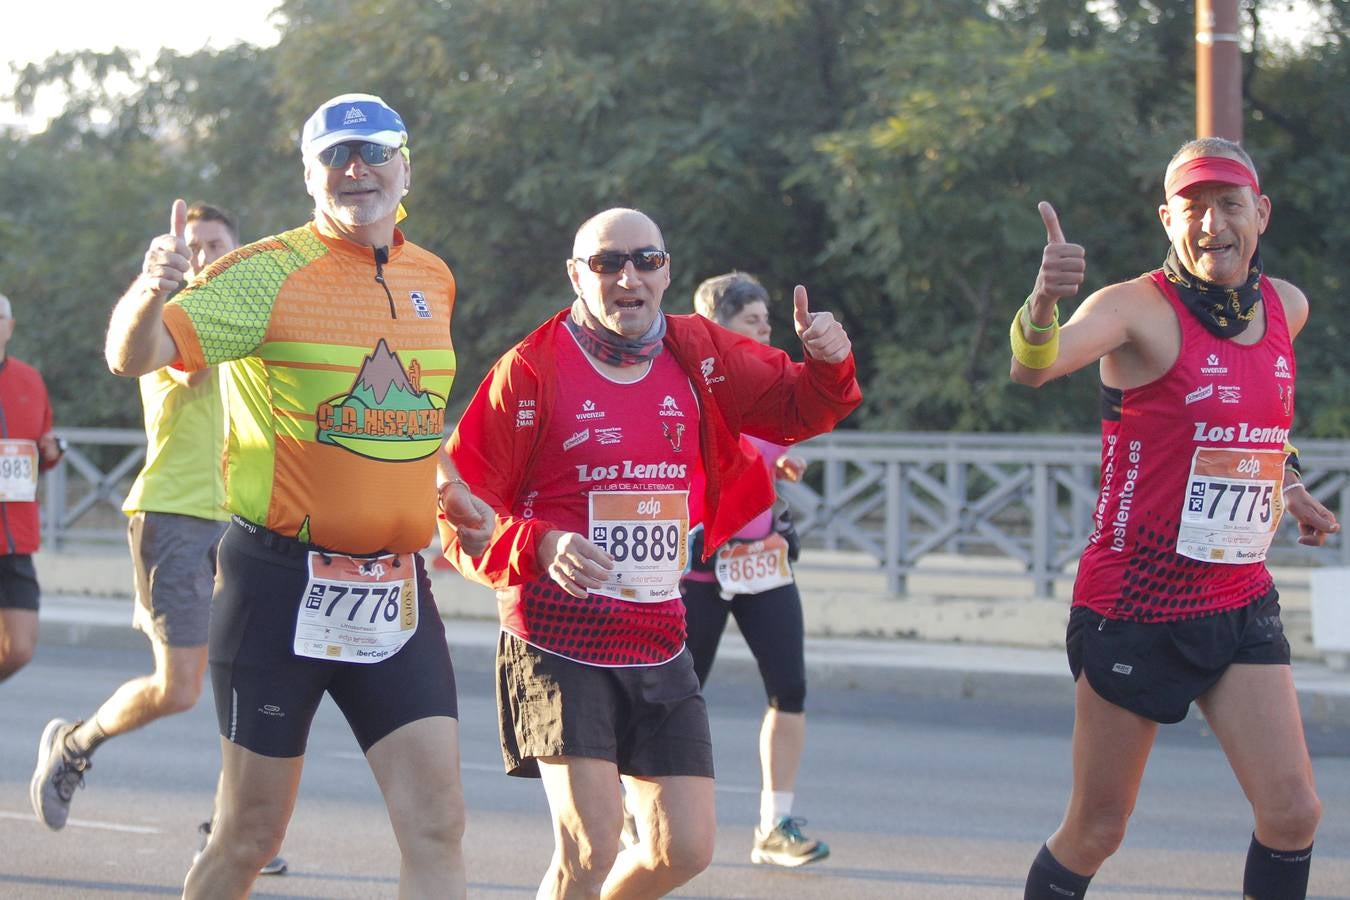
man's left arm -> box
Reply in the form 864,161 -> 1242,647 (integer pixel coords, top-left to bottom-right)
1275,279 -> 1336,544
730,284 -> 862,441
1272,278 -> 1310,339
36,388 -> 62,470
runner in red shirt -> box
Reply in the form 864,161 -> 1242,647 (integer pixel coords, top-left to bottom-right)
0,291 -> 65,682
1011,138 -> 1340,900
442,207 -> 860,898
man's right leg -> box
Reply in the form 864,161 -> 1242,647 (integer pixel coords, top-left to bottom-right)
84,641 -> 208,736
183,738 -> 302,900
0,606 -> 38,682
1026,675 -> 1157,898
536,756 -> 625,900
31,640 -> 207,829
1,555 -> 43,681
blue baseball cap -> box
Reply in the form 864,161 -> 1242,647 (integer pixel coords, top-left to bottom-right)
300,93 -> 408,158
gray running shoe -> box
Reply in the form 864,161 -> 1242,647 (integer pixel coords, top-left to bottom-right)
751,816 -> 830,867
195,819 -> 289,876
29,718 -> 89,831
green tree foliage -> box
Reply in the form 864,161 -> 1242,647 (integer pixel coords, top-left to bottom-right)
1246,0 -> 1350,435
1,0 -> 1346,437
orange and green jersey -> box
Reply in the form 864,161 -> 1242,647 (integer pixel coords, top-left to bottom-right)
162,221 -> 456,554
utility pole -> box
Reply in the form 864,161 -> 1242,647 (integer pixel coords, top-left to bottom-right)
1196,0 -> 1244,141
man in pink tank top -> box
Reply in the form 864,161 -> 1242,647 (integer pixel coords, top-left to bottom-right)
1011,138 -> 1339,900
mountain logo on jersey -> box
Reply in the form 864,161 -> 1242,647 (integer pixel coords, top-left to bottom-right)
316,339 -> 447,461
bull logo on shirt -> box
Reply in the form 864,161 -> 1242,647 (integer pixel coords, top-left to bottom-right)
1280,383 -> 1294,418
315,338 -> 448,460
662,421 -> 685,453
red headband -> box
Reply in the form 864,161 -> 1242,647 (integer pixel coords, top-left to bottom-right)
1165,155 -> 1260,199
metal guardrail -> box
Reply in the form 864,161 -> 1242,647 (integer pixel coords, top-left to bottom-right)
39,429 -> 1350,596
778,432 -> 1350,596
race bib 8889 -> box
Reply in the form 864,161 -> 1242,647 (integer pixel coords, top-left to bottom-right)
588,491 -> 688,603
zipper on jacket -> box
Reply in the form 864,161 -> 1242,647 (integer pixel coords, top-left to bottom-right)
374,246 -> 396,319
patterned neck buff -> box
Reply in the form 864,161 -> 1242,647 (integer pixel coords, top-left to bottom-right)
565,297 -> 667,366
1161,245 -> 1264,338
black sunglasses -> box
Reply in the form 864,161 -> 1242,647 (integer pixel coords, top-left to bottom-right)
576,249 -> 670,274
315,141 -> 401,169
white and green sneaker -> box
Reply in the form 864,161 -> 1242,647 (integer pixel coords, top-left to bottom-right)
751,816 -> 830,867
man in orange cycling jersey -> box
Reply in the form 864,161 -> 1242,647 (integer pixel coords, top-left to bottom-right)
96,94 -> 493,899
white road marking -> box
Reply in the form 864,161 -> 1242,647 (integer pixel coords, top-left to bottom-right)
322,751 -> 760,792
0,810 -> 161,833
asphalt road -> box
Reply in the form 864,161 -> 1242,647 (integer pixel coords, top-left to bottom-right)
2,642 -> 1349,898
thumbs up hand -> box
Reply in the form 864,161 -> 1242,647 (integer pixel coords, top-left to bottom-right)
792,284 -> 851,364
1034,201 -> 1086,305
139,198 -> 192,297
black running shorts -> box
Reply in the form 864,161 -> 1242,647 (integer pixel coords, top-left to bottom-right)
0,554 -> 40,610
209,519 -> 458,757
1067,588 -> 1290,724
496,631 -> 714,779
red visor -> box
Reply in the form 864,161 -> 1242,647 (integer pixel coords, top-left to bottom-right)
1165,155 -> 1260,199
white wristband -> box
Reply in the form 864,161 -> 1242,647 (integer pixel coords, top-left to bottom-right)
1284,481 -> 1309,498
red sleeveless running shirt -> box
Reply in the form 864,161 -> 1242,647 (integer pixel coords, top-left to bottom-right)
498,326 -> 702,665
1072,271 -> 1294,621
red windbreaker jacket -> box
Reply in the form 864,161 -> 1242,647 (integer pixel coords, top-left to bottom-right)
440,309 -> 862,588
0,356 -> 57,555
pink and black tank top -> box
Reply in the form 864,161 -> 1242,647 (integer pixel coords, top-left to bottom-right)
1072,271 -> 1294,622
500,325 -> 702,665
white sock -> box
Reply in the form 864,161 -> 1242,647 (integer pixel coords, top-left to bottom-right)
760,791 -> 793,832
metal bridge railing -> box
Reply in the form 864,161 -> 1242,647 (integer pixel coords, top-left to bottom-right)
778,432 -> 1349,596
38,429 -> 1350,597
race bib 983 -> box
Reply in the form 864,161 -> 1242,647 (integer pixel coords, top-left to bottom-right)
0,439 -> 39,502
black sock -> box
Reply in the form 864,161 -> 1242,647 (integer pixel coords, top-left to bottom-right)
1025,843 -> 1093,899
66,717 -> 110,758
1243,833 -> 1312,900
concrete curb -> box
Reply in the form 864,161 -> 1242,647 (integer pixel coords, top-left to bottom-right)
36,589 -> 1350,729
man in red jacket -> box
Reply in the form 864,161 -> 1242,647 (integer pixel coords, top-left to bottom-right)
0,292 -> 66,682
439,207 -> 860,899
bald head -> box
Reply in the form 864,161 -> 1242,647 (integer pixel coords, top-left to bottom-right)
0,294 -> 11,319
566,207 -> 672,339
572,208 -> 666,257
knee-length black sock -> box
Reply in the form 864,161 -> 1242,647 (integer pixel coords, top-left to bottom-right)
1243,833 -> 1312,900
1025,843 -> 1093,899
